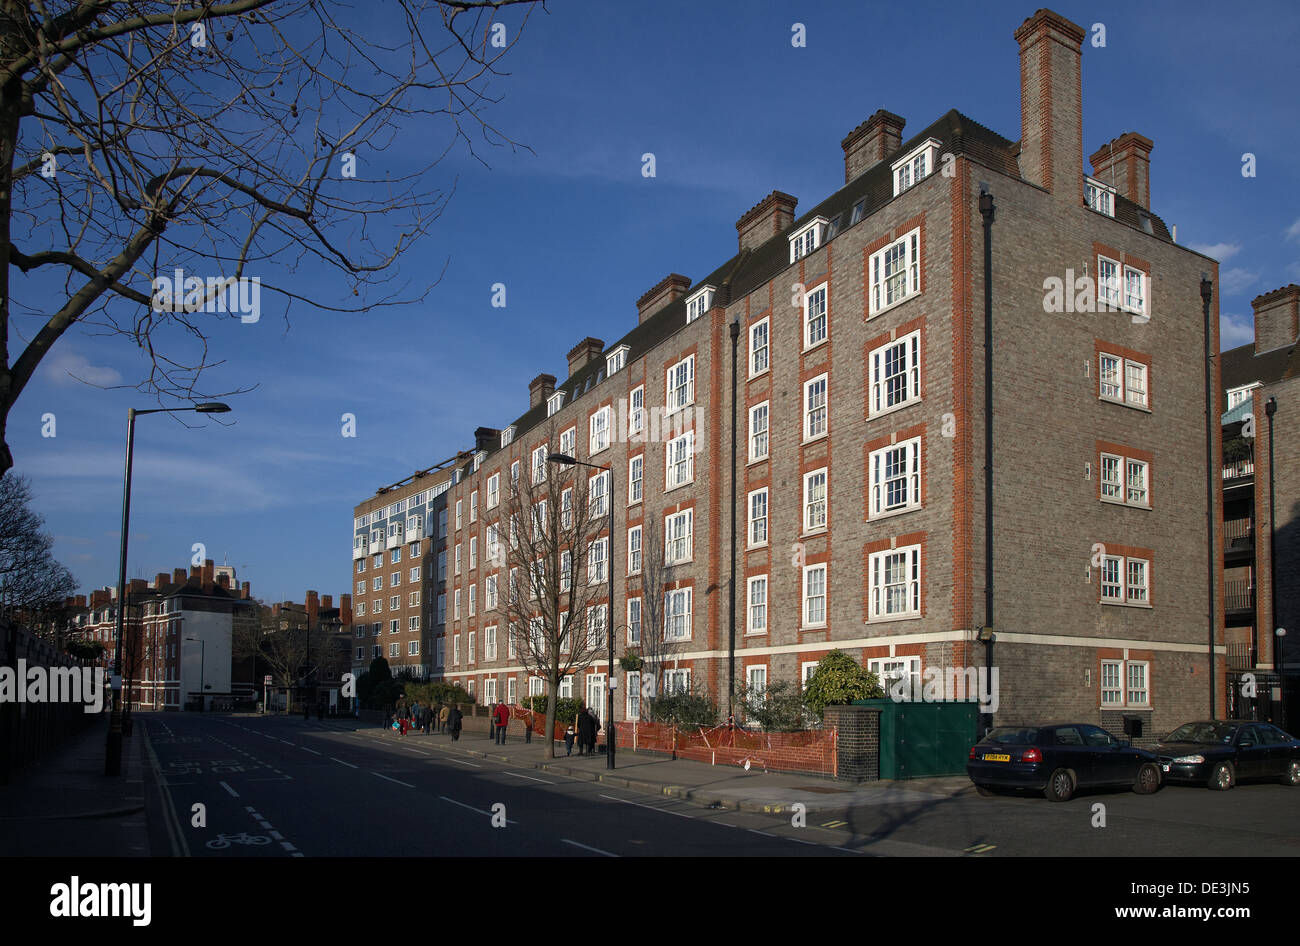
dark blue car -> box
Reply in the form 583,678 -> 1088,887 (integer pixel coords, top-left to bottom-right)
1154,720 -> 1300,790
967,723 -> 1162,802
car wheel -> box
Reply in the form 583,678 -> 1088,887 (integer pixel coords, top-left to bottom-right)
1281,760 -> 1300,786
1133,762 -> 1161,795
1208,761 -> 1234,791
1044,768 -> 1074,802
975,784 -> 996,797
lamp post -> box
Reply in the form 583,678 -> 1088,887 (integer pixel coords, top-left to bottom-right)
185,636 -> 206,712
548,452 -> 615,769
106,402 -> 231,775
1265,397 -> 1283,727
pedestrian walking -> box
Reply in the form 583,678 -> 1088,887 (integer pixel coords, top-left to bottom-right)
587,707 -> 602,754
564,724 -> 576,756
421,706 -> 432,734
439,704 -> 450,734
576,706 -> 595,756
487,701 -> 497,742
303,701 -> 310,721
493,700 -> 510,745
447,705 -> 463,741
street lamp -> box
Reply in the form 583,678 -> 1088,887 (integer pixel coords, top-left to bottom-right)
1265,397 -> 1282,728
1277,628 -> 1288,729
548,451 -> 615,769
185,636 -> 207,712
106,402 -> 231,775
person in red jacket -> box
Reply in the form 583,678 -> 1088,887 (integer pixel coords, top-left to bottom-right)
493,700 -> 510,745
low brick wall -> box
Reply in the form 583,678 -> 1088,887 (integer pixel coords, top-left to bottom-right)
824,704 -> 881,781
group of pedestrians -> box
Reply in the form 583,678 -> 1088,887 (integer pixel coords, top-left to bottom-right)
563,707 -> 602,756
387,699 -> 462,739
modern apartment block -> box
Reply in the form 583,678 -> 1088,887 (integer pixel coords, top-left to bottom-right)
350,457 -> 460,681
1220,284 -> 1300,724
352,8 -> 1223,733
66,559 -> 255,711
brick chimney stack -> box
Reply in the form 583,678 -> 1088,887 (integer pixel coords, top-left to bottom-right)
306,590 -> 319,626
566,338 -> 605,378
322,594 -> 333,611
240,581 -> 251,600
529,373 -> 557,409
1090,132 -> 1153,209
736,191 -> 798,254
636,274 -> 692,324
1015,9 -> 1086,201
841,110 -> 906,183
340,593 -> 353,625
173,568 -> 187,585
154,572 -> 169,589
1252,285 -> 1300,355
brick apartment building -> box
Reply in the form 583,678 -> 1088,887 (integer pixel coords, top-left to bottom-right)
65,559 -> 256,711
351,8 -> 1224,733
349,457 -> 459,681
1220,284 -> 1300,724
264,590 -> 354,710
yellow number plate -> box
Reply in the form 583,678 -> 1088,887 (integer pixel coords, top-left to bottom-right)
984,753 -> 1011,762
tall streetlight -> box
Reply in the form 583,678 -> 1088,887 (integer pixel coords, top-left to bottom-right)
548,452 -> 615,769
185,636 -> 207,712
106,402 -> 231,775
1265,397 -> 1283,727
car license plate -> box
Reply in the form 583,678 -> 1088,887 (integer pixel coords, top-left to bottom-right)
984,753 -> 1011,762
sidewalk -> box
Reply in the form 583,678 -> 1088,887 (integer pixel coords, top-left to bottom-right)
326,717 -> 975,819
0,716 -> 150,856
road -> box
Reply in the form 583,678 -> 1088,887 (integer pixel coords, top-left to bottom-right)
140,713 -> 1300,857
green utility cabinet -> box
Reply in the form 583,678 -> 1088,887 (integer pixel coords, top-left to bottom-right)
854,699 -> 979,779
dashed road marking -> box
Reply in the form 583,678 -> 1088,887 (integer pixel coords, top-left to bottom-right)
599,793 -> 693,819
964,843 -> 997,854
562,838 -> 618,857
503,771 -> 554,784
821,820 -> 848,829
331,757 -> 357,768
219,781 -> 239,798
372,772 -> 414,788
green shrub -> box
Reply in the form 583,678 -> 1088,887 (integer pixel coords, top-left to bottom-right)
647,691 -> 718,728
523,695 -> 583,723
734,679 -> 810,732
804,650 -> 883,719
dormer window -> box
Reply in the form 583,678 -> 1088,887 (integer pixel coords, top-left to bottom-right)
1085,177 -> 1116,217
606,345 -> 629,375
473,451 -> 485,472
685,287 -> 715,324
500,425 -> 515,448
547,391 -> 565,416
892,138 -> 941,195
789,218 -> 827,263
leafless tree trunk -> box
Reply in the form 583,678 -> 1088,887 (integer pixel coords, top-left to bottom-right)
501,422 -> 609,756
0,0 -> 540,476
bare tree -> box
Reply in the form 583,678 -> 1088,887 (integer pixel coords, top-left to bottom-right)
0,0 -> 541,476
0,474 -> 76,619
630,512 -> 680,719
501,424 -> 610,756
232,599 -> 332,707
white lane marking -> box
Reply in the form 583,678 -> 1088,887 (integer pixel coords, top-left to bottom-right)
301,747 -> 322,755
715,822 -> 737,828
331,757 -> 358,769
561,839 -> 618,857
219,781 -> 239,798
748,828 -> 775,837
788,837 -> 817,845
449,758 -> 481,768
280,740 -> 295,746
831,846 -> 865,854
503,771 -> 554,784
599,793 -> 693,819
438,795 -> 517,824
372,772 -> 414,788
270,831 -> 284,841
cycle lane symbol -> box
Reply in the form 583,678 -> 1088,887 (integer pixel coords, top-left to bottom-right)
206,833 -> 271,850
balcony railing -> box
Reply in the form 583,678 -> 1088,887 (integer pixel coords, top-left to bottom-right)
1222,459 -> 1254,480
353,543 -> 365,560
1223,518 -> 1253,545
1223,579 -> 1255,612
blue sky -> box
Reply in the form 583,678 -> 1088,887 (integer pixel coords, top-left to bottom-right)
9,0 -> 1299,604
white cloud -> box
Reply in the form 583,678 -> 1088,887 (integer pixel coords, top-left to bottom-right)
1220,313 -> 1254,351
41,350 -> 122,387
1220,268 -> 1259,295
1189,242 -> 1240,262
1285,218 -> 1300,243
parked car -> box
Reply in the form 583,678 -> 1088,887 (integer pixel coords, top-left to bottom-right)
967,723 -> 1161,802
1154,720 -> 1300,790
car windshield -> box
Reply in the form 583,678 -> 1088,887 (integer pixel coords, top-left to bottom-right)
984,727 -> 1039,745
1164,722 -> 1237,745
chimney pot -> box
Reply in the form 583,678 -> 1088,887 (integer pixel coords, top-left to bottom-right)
1089,132 -> 1154,209
636,274 -> 692,324
565,337 -> 606,379
1251,284 -> 1300,355
841,110 -> 906,183
736,191 -> 798,254
528,373 -> 557,410
1015,9 -> 1087,200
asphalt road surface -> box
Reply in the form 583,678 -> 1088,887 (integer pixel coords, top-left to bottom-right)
140,713 -> 1300,857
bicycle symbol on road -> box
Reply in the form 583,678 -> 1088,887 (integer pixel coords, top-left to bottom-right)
206,833 -> 271,850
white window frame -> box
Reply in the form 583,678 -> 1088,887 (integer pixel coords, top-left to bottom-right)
869,438 -> 921,518
747,487 -> 768,547
500,425 -> 515,448
1097,255 -> 1121,310
560,426 -> 576,457
588,537 -> 608,585
664,588 -> 693,642
627,525 -> 642,575
666,355 -> 695,413
802,468 -> 828,533
607,344 -> 629,375
1084,176 -> 1116,217
869,227 -> 921,314
747,575 -> 768,634
548,391 -> 565,416
685,286 -> 715,323
665,431 -> 695,490
803,282 -> 828,349
802,563 -> 827,628
891,139 -> 939,195
1123,265 -> 1148,319
749,318 -> 770,377
627,596 -> 642,645
589,470 -> 610,517
629,387 -> 645,435
803,374 -> 828,441
629,454 -> 643,504
748,402 -> 769,462
487,473 -> 500,509
869,330 -> 921,416
589,407 -> 611,455
665,510 -> 693,565
868,545 -> 921,620
788,217 -> 827,263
